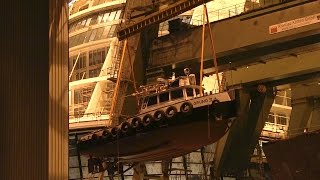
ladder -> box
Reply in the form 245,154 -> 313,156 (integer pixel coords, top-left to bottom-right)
257,143 -> 265,180
106,41 -> 124,81
117,0 -> 212,40
69,134 -> 84,179
220,72 -> 227,91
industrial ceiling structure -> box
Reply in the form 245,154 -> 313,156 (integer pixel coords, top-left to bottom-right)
1,0 -> 319,179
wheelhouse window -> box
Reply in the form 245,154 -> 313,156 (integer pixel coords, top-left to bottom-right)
148,96 -> 158,106
277,114 -> 287,125
267,113 -> 275,123
171,89 -> 183,100
195,88 -> 200,95
159,92 -> 169,103
186,88 -> 194,97
142,97 -> 148,107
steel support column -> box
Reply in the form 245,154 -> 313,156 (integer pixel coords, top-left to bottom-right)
288,84 -> 320,137
214,88 -> 274,176
0,0 -> 69,179
161,159 -> 171,180
133,163 -> 148,180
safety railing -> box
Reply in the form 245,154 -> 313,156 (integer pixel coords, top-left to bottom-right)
69,106 -> 109,123
158,0 -> 299,35
274,95 -> 291,106
285,125 -> 320,138
191,0 -> 298,25
190,2 -> 247,26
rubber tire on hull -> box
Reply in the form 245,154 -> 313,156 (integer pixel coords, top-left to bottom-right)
90,134 -> 99,145
129,116 -> 142,130
102,129 -> 112,141
142,114 -> 154,128
165,106 -> 177,120
212,99 -> 220,105
212,99 -> 222,120
180,102 -> 193,114
153,110 -> 166,123
120,121 -> 131,135
110,127 -> 119,138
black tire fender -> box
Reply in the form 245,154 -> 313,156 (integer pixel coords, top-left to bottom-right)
180,102 -> 193,114
142,114 -> 153,127
110,127 -> 119,138
211,99 -> 222,120
129,116 -> 142,129
102,129 -> 111,139
90,133 -> 99,144
153,110 -> 166,122
165,106 -> 177,119
212,99 -> 220,105
120,121 -> 130,134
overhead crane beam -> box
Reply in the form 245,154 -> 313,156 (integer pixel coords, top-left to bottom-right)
117,0 -> 212,40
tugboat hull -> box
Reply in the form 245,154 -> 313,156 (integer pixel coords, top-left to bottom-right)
78,101 -> 237,162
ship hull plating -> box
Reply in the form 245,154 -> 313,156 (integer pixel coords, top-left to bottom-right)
78,100 -> 237,162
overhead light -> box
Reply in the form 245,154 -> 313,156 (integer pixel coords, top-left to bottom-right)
246,66 -> 249,69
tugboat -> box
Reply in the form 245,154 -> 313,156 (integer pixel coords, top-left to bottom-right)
78,69 -> 237,162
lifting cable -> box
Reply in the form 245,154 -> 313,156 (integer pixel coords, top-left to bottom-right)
117,131 -> 120,179
199,3 -> 221,93
126,44 -> 141,110
200,3 -> 213,140
116,39 -> 139,178
199,3 -> 206,96
200,3 -> 222,140
126,42 -> 138,94
204,4 -> 221,92
109,38 -> 138,179
108,39 -> 128,127
199,3 -> 209,139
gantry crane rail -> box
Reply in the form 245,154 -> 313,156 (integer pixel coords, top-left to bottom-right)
117,0 -> 212,40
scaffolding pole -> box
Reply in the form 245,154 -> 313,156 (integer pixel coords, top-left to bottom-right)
69,51 -> 81,81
